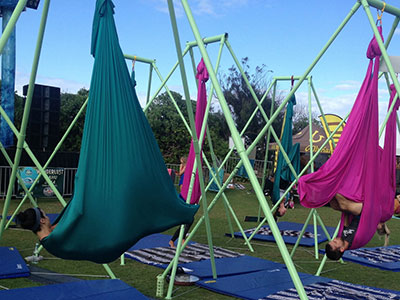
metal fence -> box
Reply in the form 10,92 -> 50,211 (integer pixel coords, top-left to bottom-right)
0,166 -> 78,198
0,158 -> 273,197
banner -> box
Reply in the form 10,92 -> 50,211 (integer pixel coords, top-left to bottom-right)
18,167 -> 64,198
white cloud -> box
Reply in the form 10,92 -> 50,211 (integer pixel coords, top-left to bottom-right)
395,28 -> 400,36
15,70 -> 89,96
148,0 -> 249,18
333,80 -> 360,91
149,0 -> 184,18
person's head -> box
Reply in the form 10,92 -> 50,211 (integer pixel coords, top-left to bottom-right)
16,207 -> 51,234
325,237 -> 346,260
180,156 -> 187,164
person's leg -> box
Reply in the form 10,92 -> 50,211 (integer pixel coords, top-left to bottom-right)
182,221 -> 194,245
169,227 -> 181,248
334,193 -> 362,215
329,197 -> 341,211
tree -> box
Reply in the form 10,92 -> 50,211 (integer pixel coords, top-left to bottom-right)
146,91 -> 229,164
59,88 -> 88,152
292,102 -> 321,134
220,57 -> 283,159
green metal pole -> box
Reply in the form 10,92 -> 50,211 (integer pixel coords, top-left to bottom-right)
0,0 -> 27,55
248,113 -> 350,242
151,63 -> 192,134
0,0 -> 51,240
5,98 -> 89,229
362,0 -> 400,117
123,54 -> 154,64
180,1 -> 308,298
259,80 -> 277,221
311,81 -> 337,149
313,211 -> 318,259
144,45 -> 191,112
0,143 -> 37,207
102,264 -> 116,279
290,208 -> 314,257
203,155 -> 254,252
186,33 -> 227,48
315,221 -> 342,276
306,78 -> 319,259
367,0 -> 400,18
146,64 -> 153,106
166,3 -> 217,299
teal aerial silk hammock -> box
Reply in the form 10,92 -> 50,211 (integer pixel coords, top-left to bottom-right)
41,0 -> 198,263
272,94 -> 300,204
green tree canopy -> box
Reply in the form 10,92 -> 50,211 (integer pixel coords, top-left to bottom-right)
59,88 -> 88,152
220,57 -> 283,159
146,91 -> 229,164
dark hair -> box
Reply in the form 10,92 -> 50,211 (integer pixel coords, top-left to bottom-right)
325,242 -> 344,261
16,208 -> 43,233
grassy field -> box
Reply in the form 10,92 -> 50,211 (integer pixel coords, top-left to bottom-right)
1,184 -> 399,299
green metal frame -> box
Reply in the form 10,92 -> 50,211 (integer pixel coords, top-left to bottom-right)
157,1 -> 400,299
1,1 -> 399,299
247,76 -> 336,261
0,0 -> 118,280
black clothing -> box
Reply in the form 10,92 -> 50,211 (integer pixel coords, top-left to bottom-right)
341,214 -> 361,248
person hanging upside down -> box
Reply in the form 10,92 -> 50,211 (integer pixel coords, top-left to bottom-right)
325,193 -> 392,260
16,207 -> 55,240
325,193 -> 363,260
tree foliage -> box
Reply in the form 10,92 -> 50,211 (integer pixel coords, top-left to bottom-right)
292,102 -> 321,134
146,91 -> 229,164
59,88 -> 88,152
220,57 -> 284,159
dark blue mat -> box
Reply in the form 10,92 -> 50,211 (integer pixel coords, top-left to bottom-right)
127,233 -> 194,251
197,269 -> 400,300
179,255 -> 284,279
0,279 -> 148,299
125,234 -> 279,279
197,267 -> 332,299
340,245 -> 400,271
229,221 -> 335,246
262,279 -> 400,299
0,247 -> 30,279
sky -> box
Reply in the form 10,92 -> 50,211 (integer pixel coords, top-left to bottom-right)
9,0 -> 400,128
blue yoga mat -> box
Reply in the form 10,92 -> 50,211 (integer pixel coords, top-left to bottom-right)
0,247 -> 30,279
229,221 -> 335,246
340,245 -> 400,271
0,279 -> 147,299
127,233 -> 177,251
197,268 -> 400,300
262,279 -> 400,300
125,234 -> 283,279
197,267 -> 332,299
179,255 -> 284,279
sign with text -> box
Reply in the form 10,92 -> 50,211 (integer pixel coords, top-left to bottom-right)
18,167 -> 64,198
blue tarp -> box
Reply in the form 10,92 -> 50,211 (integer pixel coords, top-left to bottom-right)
229,221 -> 335,246
0,247 -> 30,279
0,279 -> 147,299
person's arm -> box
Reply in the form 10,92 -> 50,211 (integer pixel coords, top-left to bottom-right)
179,164 -> 186,176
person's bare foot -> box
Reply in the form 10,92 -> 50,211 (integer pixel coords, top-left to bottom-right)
169,240 -> 175,248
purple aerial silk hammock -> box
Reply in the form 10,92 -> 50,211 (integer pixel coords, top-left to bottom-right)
379,84 -> 399,222
299,27 -> 398,249
181,59 -> 209,205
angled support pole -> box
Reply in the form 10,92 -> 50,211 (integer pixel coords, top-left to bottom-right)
179,0 -> 310,298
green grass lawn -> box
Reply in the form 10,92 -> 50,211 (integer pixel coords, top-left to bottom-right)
1,184 -> 399,299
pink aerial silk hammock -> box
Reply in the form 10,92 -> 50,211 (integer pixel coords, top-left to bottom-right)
181,59 -> 209,205
298,26 -> 399,249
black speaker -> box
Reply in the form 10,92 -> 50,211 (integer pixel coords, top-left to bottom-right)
23,84 -> 60,151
